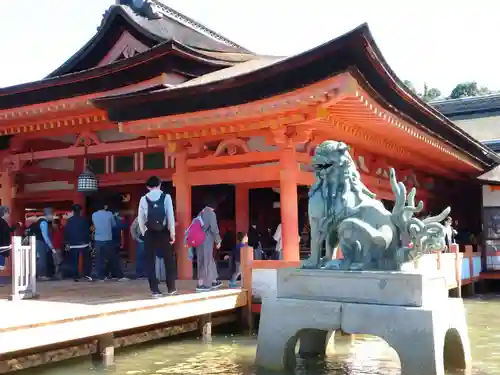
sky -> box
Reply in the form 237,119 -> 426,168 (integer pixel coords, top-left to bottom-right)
1,0 -> 499,96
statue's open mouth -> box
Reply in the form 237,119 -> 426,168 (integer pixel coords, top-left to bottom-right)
312,163 -> 334,171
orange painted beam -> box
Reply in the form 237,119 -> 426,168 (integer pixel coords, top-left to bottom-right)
15,138 -> 168,162
187,165 -> 280,186
186,151 -> 281,168
99,169 -> 174,187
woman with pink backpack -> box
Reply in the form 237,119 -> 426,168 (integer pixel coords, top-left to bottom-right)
185,197 -> 222,292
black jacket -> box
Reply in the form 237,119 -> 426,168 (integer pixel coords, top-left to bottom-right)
0,218 -> 16,252
64,214 -> 91,246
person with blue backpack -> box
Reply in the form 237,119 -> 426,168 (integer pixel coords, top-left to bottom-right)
137,176 -> 176,298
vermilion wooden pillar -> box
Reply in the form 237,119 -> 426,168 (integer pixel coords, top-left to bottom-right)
173,150 -> 192,280
279,147 -> 300,261
235,185 -> 249,233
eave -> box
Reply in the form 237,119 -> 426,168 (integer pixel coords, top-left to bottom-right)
0,40 -> 243,112
48,3 -> 251,78
93,23 -> 500,170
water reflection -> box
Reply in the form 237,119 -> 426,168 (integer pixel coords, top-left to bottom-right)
18,297 -> 500,375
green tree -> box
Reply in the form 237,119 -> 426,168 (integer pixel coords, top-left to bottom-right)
449,81 -> 493,99
403,80 -> 417,94
421,83 -> 442,102
403,80 -> 442,102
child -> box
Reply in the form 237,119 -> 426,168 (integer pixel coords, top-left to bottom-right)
229,232 -> 247,288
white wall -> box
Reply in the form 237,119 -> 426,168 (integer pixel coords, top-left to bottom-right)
454,115 -> 500,141
483,185 -> 500,207
24,181 -> 74,193
38,158 -> 75,171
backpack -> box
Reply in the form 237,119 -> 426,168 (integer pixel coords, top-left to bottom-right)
184,211 -> 206,248
145,193 -> 167,232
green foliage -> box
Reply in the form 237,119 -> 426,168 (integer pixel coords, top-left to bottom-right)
403,81 -> 442,102
403,80 -> 495,101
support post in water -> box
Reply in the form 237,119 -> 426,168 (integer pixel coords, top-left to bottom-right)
240,245 -> 254,332
92,333 -> 115,369
199,314 -> 212,341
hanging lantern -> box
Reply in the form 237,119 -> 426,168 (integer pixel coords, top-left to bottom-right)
77,168 -> 99,194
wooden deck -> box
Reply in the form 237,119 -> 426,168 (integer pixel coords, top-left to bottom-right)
0,280 -> 246,356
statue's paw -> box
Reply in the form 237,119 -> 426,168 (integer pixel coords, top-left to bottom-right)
301,259 -> 320,269
348,262 -> 364,271
322,259 -> 343,270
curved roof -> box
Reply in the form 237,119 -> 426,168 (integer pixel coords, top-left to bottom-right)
94,23 -> 500,169
0,41 -> 252,111
48,2 -> 251,77
431,94 -> 500,120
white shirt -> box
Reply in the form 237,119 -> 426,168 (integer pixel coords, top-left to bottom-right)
138,189 -> 175,236
444,223 -> 457,245
273,223 -> 301,252
273,224 -> 282,252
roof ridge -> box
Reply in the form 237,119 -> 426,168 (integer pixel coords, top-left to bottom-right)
150,0 -> 249,52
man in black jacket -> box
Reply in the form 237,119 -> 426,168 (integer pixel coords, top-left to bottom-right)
0,206 -> 20,271
64,204 -> 92,281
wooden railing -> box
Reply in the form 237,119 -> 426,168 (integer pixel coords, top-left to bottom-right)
9,236 -> 37,301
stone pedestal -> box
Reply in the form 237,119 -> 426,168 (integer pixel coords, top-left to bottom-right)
255,269 -> 471,375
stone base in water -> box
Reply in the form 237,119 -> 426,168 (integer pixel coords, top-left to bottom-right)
255,269 -> 471,375
276,268 -> 448,307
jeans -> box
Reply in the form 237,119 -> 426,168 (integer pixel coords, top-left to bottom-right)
69,245 -> 92,278
230,261 -> 241,283
95,241 -> 122,280
135,241 -> 145,277
36,240 -> 49,278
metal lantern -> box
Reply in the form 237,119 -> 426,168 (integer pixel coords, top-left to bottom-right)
77,168 -> 99,194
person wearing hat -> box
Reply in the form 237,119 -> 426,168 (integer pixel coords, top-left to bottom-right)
0,206 -> 21,271
31,207 -> 55,280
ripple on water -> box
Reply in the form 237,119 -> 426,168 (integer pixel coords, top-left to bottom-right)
14,296 -> 500,375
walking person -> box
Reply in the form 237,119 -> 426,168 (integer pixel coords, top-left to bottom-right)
51,218 -> 64,279
273,223 -> 283,260
138,176 -> 176,298
130,217 -> 146,279
0,206 -> 21,271
64,204 -> 92,282
31,208 -> 55,281
92,201 -> 117,281
110,210 -> 128,281
195,197 -> 222,292
444,216 -> 458,251
229,232 -> 247,288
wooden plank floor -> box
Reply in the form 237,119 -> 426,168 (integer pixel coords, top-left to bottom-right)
0,280 -> 247,355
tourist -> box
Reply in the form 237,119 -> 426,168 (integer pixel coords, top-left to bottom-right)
272,223 -> 300,260
32,208 -> 55,281
273,223 -> 283,260
229,232 -> 247,288
195,196 -> 222,292
50,218 -> 64,279
110,210 -> 128,281
64,204 -> 92,282
137,176 -> 176,298
92,201 -> 117,281
130,217 -> 146,279
444,216 -> 458,251
0,206 -> 20,271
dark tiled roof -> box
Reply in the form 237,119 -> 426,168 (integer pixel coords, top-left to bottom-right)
93,23 -> 500,170
48,1 -> 251,77
0,41 -> 249,110
431,94 -> 500,119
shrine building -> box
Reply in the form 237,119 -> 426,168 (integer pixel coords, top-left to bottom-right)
0,0 -> 498,280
